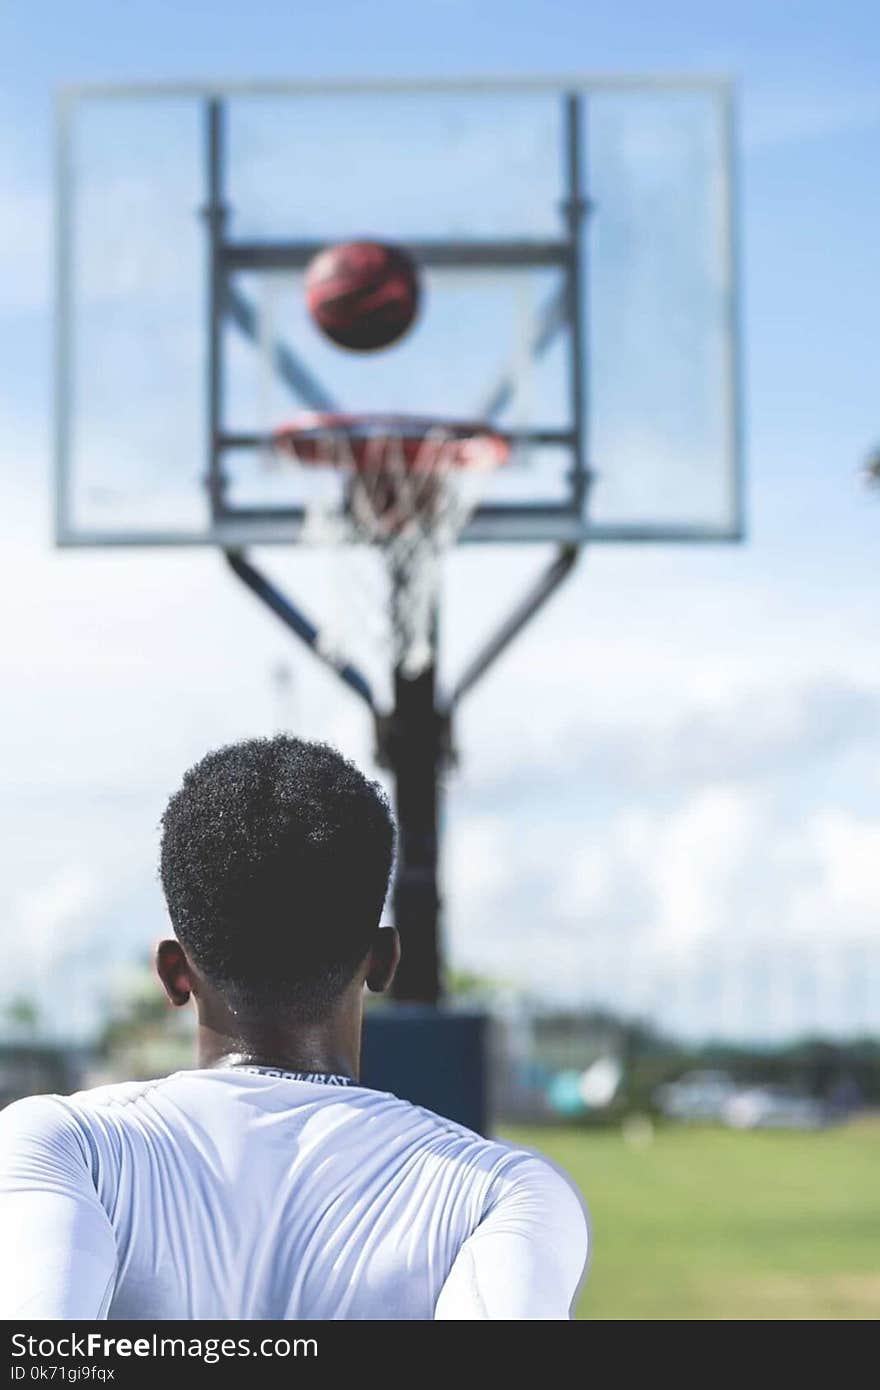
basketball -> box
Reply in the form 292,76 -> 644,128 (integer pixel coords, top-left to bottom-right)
305,240 -> 421,351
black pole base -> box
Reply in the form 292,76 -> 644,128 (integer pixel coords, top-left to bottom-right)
361,1007 -> 489,1135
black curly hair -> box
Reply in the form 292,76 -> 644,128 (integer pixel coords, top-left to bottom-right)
159,736 -> 396,1017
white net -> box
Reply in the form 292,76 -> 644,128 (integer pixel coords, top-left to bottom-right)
272,417 -> 508,677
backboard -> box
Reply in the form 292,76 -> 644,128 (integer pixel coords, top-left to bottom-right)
54,77 -> 742,549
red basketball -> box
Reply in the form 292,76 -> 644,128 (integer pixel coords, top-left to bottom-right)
305,241 -> 420,352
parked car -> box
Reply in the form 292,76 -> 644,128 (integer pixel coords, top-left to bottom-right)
654,1070 -> 738,1122
722,1086 -> 827,1130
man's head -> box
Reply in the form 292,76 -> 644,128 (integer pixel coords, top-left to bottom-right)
157,736 -> 397,1024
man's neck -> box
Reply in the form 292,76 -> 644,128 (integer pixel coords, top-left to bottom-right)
194,990 -> 363,1080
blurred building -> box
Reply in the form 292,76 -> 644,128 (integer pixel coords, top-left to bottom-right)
0,1042 -> 85,1108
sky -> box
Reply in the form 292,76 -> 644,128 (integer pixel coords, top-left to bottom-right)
0,1 -> 879,1042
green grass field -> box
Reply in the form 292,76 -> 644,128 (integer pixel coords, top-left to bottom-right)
503,1120 -> 880,1320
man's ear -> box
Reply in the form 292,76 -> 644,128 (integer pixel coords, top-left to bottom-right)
155,939 -> 197,1007
365,927 -> 401,995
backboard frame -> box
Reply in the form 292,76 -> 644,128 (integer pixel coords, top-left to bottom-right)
54,75 -> 744,550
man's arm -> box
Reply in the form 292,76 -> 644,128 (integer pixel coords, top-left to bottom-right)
0,1096 -> 117,1319
434,1155 -> 589,1320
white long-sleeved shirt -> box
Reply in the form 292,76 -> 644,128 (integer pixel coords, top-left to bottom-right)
0,1067 -> 589,1320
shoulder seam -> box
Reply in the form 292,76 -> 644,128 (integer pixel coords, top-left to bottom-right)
71,1076 -> 175,1111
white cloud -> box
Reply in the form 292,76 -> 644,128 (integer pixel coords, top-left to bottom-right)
797,810 -> 880,940
15,865 -> 99,963
628,787 -> 755,956
6,864 -> 110,1036
446,774 -> 880,1038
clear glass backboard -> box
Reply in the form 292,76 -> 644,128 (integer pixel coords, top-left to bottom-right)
55,77 -> 742,548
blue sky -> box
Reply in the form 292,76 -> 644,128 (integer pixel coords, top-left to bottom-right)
1,1 -> 879,1041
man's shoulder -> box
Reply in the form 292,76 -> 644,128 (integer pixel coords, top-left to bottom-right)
486,1145 -> 589,1218
0,1076 -> 170,1142
369,1093 -> 576,1196
0,1091 -> 75,1142
0,1091 -> 94,1175
368,1088 -> 514,1157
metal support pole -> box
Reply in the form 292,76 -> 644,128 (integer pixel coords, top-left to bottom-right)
450,545 -> 580,708
204,99 -> 228,520
225,551 -> 376,711
564,93 -> 591,516
384,572 -> 446,1005
387,657 -> 445,1005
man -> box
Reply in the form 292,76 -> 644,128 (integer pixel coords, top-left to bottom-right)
0,737 -> 588,1319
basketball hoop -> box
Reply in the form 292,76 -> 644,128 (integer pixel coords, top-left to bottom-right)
271,412 -> 510,675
